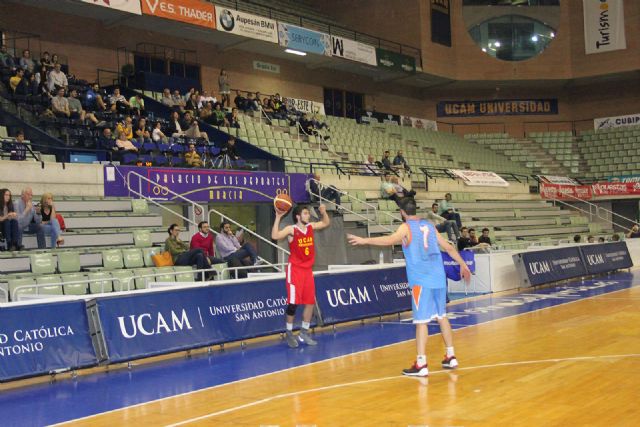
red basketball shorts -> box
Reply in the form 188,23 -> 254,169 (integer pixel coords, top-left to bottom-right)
286,263 -> 315,305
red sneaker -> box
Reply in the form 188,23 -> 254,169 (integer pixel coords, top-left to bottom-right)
402,361 -> 428,377
442,355 -> 458,369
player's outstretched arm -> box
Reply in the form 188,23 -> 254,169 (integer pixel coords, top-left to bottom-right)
436,232 -> 472,284
271,209 -> 293,241
311,204 -> 331,230
347,223 -> 408,247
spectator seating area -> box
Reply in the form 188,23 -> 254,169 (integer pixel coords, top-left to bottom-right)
578,126 -> 640,178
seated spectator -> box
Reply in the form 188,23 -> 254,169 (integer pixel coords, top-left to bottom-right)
439,193 -> 462,228
115,128 -> 138,152
164,224 -> 209,281
40,51 -> 54,77
184,143 -> 203,168
161,88 -> 174,108
222,136 -> 240,161
109,87 -> 131,114
39,192 -> 64,248
0,188 -> 21,251
226,107 -> 241,129
19,49 -> 35,74
429,203 -> 460,241
185,93 -> 199,114
182,112 -> 209,141
262,97 -> 274,115
391,176 -> 416,199
380,174 -> 396,199
626,224 -> 640,238
52,87 -> 71,118
98,128 -> 116,150
15,187 -> 45,250
24,72 -> 43,97
9,68 -> 25,93
47,63 -> 68,93
457,227 -> 473,251
308,174 -> 341,208
151,121 -> 168,144
9,130 -> 27,161
198,102 -> 214,124
68,89 -> 98,124
216,221 -> 259,277
381,150 -> 397,172
129,93 -> 145,116
198,90 -> 217,109
611,233 -> 620,242
573,234 -> 581,244
134,118 -> 151,142
299,113 -> 316,135
116,116 -> 134,140
233,90 -> 246,110
598,237 -> 606,243
362,154 -> 378,175
0,45 -> 16,69
171,90 -> 186,111
85,83 -> 107,112
183,88 -> 196,104
212,103 -> 226,126
469,228 -> 490,248
167,110 -> 184,137
586,235 -> 595,243
393,150 -> 410,174
478,228 -> 492,245
189,221 -> 225,267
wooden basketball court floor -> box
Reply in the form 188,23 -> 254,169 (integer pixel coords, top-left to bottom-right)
3,272 -> 639,426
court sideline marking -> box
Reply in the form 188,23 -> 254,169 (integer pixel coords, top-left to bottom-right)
165,352 -> 640,426
50,282 -> 639,427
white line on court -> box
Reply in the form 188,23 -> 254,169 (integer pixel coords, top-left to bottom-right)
48,282 -> 640,427
164,352 -> 640,426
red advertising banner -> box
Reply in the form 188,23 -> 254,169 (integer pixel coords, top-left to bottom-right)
141,0 -> 216,29
591,182 -> 640,197
540,183 -> 593,200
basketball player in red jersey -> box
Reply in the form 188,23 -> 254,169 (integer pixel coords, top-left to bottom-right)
271,204 -> 330,348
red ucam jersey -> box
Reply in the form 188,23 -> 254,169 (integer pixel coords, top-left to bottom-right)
288,224 -> 315,269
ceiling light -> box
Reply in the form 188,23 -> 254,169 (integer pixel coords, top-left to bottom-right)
531,35 -> 539,42
285,49 -> 307,56
494,41 -> 501,47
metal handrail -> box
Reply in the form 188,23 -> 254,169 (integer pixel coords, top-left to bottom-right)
13,277 -> 123,300
221,262 -> 288,280
548,191 -> 636,231
125,170 -> 279,269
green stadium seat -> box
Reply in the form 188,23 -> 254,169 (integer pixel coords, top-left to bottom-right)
88,272 -> 113,294
133,230 -> 152,247
101,249 -> 124,270
154,267 -> 176,283
35,275 -> 63,295
133,267 -> 156,289
30,253 -> 56,275
111,269 -> 135,292
131,199 -> 149,214
9,277 -> 36,301
61,273 -> 88,295
57,251 -> 81,274
174,266 -> 195,282
122,248 -> 145,269
142,247 -> 161,267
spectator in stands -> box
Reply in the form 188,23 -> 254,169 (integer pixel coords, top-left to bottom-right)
439,193 -> 462,228
9,130 -> 27,161
220,136 -> 240,161
218,69 -> 230,107
626,224 -> 640,238
0,45 -> 16,69
248,92 -> 261,111
109,87 -> 131,114
479,228 -> 492,245
190,221 -> 225,267
19,49 -> 35,74
299,113 -> 316,136
457,227 -> 473,251
381,151 -> 395,172
233,90 -> 246,110
216,221 -> 259,276
24,72 -> 42,97
226,107 -> 241,129
40,51 -> 54,77
129,93 -> 145,116
393,150 -> 410,175
9,68 -> 25,93
573,235 -> 581,243
167,110 -> 184,137
85,83 -> 107,112
0,188 -> 21,251
134,118 -> 151,142
68,89 -> 99,124
430,203 -> 460,241
185,92 -> 199,114
164,224 -> 209,281
198,101 -> 214,124
380,174 -> 396,199
212,103 -> 226,126
116,116 -> 134,140
151,121 -> 168,144
598,237 -> 606,243
262,96 -> 274,116
98,127 -> 116,151
273,93 -> 287,117
52,87 -> 71,118
391,176 -> 416,199
171,90 -> 186,111
308,174 -> 341,207
50,53 -> 60,68
198,90 -> 217,109
182,111 -> 208,141
587,235 -> 595,243
47,63 -> 68,93
115,127 -> 138,153
161,88 -> 174,108
362,154 -> 378,175
611,233 -> 620,242
184,143 -> 203,168
39,192 -> 64,248
15,187 -> 45,250
183,88 -> 196,104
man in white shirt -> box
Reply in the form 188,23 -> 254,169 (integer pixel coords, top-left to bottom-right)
198,90 -> 217,109
47,63 -> 68,92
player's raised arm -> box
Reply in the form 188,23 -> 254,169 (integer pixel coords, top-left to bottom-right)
436,232 -> 472,284
271,208 -> 293,241
347,223 -> 408,247
310,204 -> 330,231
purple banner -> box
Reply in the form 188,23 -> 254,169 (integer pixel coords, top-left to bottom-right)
103,165 -> 311,203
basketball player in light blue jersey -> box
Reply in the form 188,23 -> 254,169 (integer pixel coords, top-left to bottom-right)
348,197 -> 471,377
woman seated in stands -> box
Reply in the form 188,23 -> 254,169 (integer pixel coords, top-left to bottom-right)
115,128 -> 138,152
0,188 -> 22,251
134,118 -> 151,142
198,101 -> 214,125
39,192 -> 64,248
212,103 -> 226,126
164,224 -> 210,281
151,121 -> 168,144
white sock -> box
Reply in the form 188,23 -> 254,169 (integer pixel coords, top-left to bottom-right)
416,355 -> 427,367
446,346 -> 455,357
286,323 -> 293,332
301,321 -> 310,330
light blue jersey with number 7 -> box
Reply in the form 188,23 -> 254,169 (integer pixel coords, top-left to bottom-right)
401,219 -> 447,290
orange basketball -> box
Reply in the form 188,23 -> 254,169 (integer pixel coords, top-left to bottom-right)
274,193 -> 293,213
